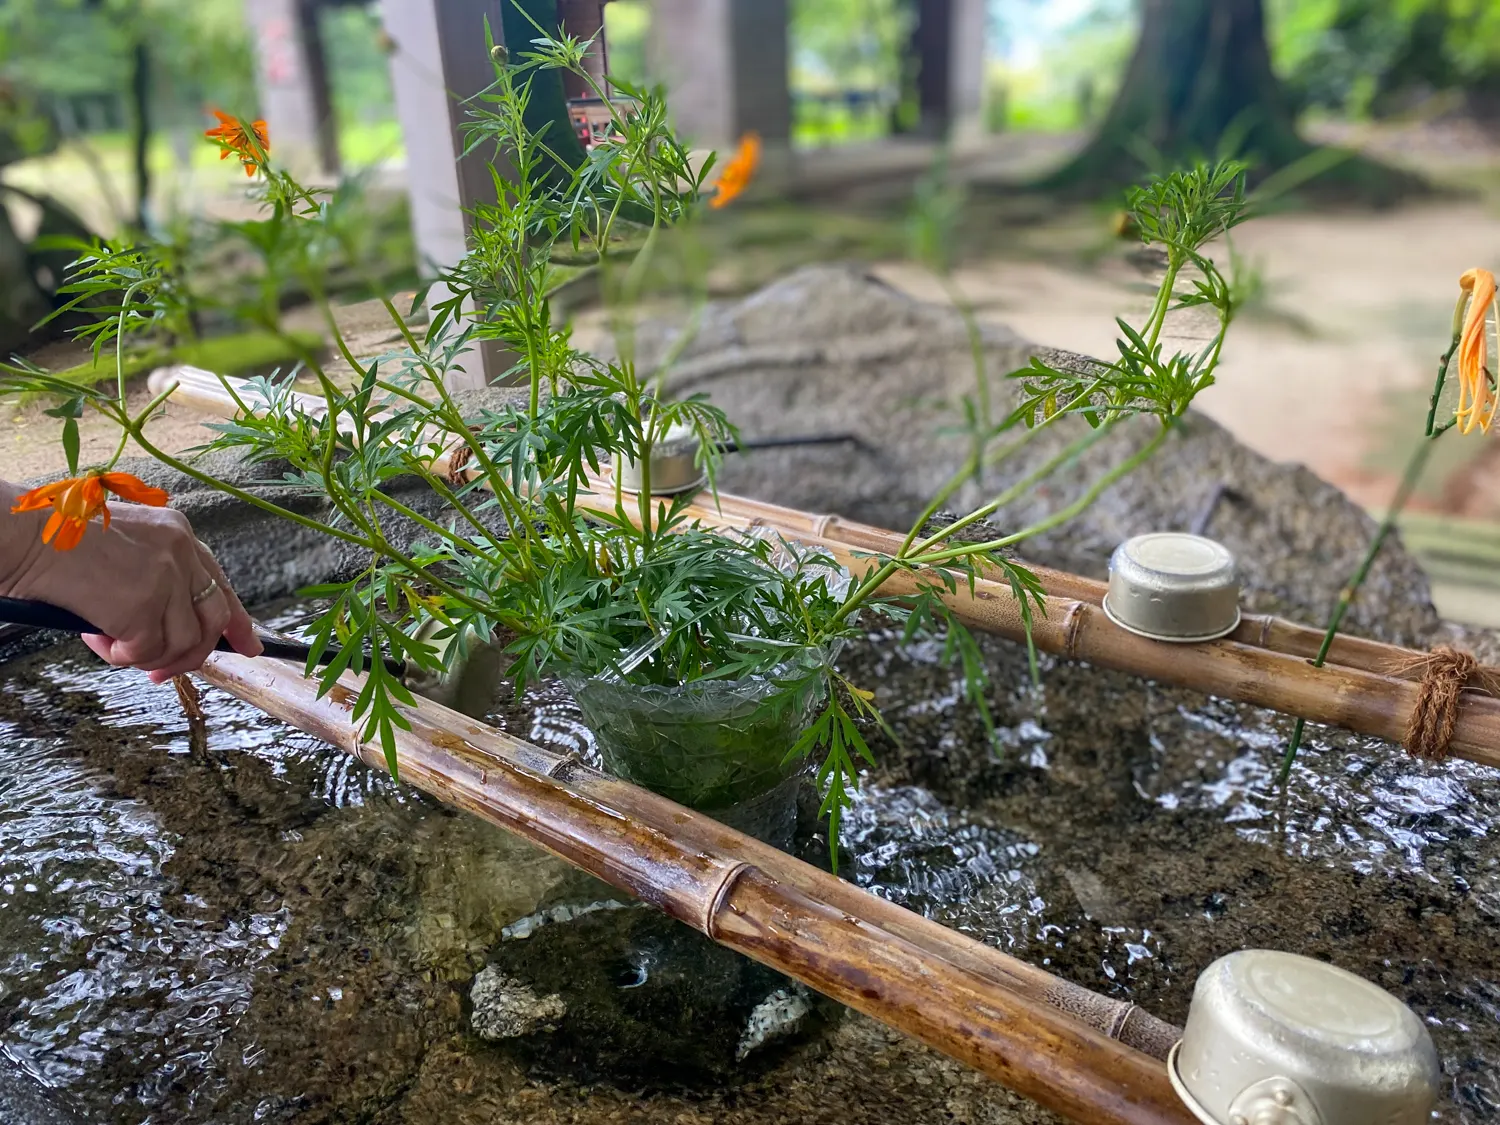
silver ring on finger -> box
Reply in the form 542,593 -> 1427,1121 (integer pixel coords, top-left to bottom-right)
191,579 -> 221,605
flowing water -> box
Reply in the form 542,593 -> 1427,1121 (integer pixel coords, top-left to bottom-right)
0,615 -> 1497,1123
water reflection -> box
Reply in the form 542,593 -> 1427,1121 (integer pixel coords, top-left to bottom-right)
0,624 -> 1496,1121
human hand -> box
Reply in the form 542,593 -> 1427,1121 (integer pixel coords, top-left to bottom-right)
2,481 -> 263,682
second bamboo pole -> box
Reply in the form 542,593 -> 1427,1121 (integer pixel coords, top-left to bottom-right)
197,650 -> 1195,1125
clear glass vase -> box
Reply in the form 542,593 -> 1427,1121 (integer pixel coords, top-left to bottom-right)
569,658 -> 828,848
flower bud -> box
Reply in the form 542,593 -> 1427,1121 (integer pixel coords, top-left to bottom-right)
490,44 -> 509,65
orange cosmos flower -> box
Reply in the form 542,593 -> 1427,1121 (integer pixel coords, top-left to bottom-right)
205,110 -> 269,177
710,132 -> 761,210
1455,268 -> 1499,435
10,471 -> 169,551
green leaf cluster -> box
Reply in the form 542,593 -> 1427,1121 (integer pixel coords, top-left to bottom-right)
0,25 -> 1254,872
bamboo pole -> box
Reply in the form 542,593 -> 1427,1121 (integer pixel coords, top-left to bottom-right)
150,368 -> 1500,765
796,537 -> 1500,769
549,477 -> 1500,767
150,366 -> 1459,681
196,651 -> 1195,1125
660,489 -> 1448,685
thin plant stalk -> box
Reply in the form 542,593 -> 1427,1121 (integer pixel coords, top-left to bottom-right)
1276,330 -> 1462,781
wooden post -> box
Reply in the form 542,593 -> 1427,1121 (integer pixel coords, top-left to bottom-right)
648,0 -> 791,151
908,0 -> 987,142
379,0 -> 513,388
245,0 -> 341,176
557,0 -> 609,101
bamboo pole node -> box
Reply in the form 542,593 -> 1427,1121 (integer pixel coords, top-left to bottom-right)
1062,601 -> 1087,660
1242,613 -> 1276,647
1401,646 -> 1494,759
703,860 -> 754,938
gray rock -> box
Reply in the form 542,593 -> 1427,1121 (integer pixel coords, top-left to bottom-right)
634,264 -> 1438,646
469,965 -> 567,1040
736,986 -> 814,1061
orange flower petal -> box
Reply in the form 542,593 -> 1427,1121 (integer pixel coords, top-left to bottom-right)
53,478 -> 95,522
10,479 -> 71,512
710,132 -> 761,210
100,472 -> 169,507
51,517 -> 87,552
1455,269 -> 1497,435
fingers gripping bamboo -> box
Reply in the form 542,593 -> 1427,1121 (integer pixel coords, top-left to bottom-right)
196,651 -> 1196,1125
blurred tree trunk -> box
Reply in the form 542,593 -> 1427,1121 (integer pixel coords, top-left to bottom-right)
129,39 -> 151,230
1045,0 -> 1309,191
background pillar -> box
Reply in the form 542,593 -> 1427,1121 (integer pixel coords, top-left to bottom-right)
245,0 -> 341,176
909,0 -> 986,142
647,0 -> 791,151
380,0 -> 510,387
557,0 -> 609,101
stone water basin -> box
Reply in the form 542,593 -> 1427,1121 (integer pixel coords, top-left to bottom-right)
2,264 -> 1497,1122
0,605 -> 1496,1124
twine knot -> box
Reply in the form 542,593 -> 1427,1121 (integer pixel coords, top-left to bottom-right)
447,443 -> 473,485
1403,646 -> 1481,760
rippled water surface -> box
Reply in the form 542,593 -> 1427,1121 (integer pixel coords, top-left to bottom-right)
1,620 -> 1497,1122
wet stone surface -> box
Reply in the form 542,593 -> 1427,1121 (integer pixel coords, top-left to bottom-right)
0,270 -> 1497,1121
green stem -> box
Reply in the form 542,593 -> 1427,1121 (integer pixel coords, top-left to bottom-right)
912,424 -> 1116,556
941,275 -> 990,482
1423,334 -> 1461,438
912,427 -> 1170,567
1145,256 -> 1182,352
404,458 -> 511,555
375,297 -> 535,546
103,280 -> 147,470
1277,425 -> 1446,782
370,490 -> 503,564
127,429 -> 495,618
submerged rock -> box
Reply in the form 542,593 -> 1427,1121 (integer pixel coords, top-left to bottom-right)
479,898 -> 820,1087
469,967 -> 567,1040
736,986 -> 815,1061
0,1059 -> 85,1125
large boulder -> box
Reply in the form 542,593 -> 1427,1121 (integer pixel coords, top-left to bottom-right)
631,264 -> 1440,647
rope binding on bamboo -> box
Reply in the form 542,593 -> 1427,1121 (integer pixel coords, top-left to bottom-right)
1400,646 -> 1498,759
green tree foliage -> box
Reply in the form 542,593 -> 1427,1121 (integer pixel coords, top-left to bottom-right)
0,0 -> 255,131
1274,0 -> 1500,120
791,0 -> 909,93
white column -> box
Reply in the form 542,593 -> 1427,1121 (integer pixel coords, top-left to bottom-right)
647,0 -> 790,151
380,0 -> 511,388
948,0 -> 988,144
245,0 -> 340,176
910,0 -> 987,142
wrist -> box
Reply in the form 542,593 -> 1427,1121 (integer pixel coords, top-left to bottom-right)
0,480 -> 47,594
